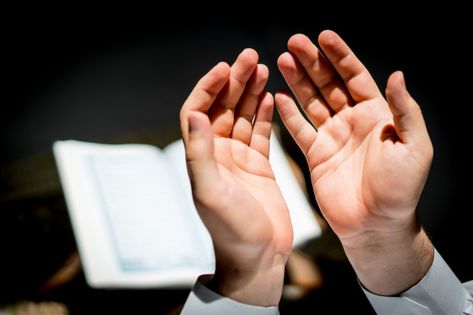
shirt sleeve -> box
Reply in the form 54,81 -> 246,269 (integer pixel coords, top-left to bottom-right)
362,249 -> 473,315
180,275 -> 280,315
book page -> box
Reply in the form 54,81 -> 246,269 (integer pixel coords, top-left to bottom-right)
161,141 -> 215,267
54,141 -> 214,288
163,133 -> 321,247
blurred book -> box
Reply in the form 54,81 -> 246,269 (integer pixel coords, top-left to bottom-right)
53,134 -> 320,288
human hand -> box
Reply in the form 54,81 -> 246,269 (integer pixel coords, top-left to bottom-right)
180,50 -> 292,306
276,31 -> 434,295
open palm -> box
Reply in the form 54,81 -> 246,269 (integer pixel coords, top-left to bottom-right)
210,136 -> 292,253
276,31 -> 433,244
180,50 -> 292,283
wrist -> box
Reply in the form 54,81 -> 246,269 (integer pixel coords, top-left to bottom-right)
211,253 -> 287,307
342,220 -> 434,296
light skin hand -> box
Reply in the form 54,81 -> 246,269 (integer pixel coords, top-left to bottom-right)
180,50 -> 293,306
275,30 -> 434,295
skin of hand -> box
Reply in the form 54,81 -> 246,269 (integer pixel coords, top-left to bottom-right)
275,30 -> 434,296
180,49 -> 293,306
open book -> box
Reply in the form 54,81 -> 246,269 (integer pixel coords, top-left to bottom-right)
53,134 -> 321,288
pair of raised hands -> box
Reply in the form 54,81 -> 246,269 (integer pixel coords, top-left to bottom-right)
179,30 -> 434,306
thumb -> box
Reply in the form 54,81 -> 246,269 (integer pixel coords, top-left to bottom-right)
386,71 -> 429,144
184,111 -> 221,193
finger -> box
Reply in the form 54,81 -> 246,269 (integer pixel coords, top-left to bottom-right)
209,49 -> 259,137
275,92 -> 318,155
185,111 -> 221,195
287,33 -> 352,112
249,92 -> 274,159
318,30 -> 382,103
386,71 -> 430,145
180,62 -> 231,141
220,48 -> 259,109
232,64 -> 269,144
278,52 -> 332,128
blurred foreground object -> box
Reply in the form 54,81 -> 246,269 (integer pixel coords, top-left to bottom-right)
2,301 -> 69,315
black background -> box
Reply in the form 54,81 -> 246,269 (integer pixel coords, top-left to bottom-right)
1,6 -> 471,314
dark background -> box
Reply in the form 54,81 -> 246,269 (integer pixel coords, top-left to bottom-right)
1,7 -> 471,314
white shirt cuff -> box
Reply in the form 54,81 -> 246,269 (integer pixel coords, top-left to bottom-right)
362,249 -> 473,315
180,275 -> 280,315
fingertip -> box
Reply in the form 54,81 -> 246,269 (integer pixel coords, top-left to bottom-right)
213,61 -> 231,77
277,52 -> 291,65
386,71 -> 415,121
238,48 -> 259,65
257,92 -> 274,119
287,33 -> 311,51
388,70 -> 406,88
318,29 -> 341,49
274,91 -> 293,105
247,64 -> 269,95
386,71 -> 407,97
195,61 -> 230,95
277,52 -> 296,72
274,91 -> 284,104
261,91 -> 274,106
216,61 -> 230,69
256,63 -> 269,80
241,47 -> 258,56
